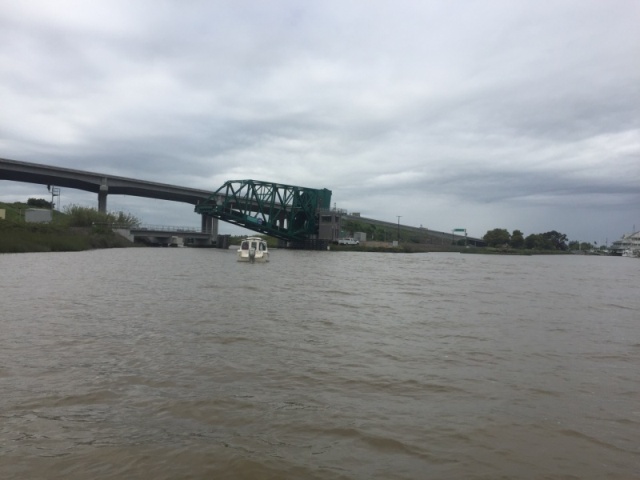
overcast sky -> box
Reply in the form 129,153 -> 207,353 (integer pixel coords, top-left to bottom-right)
1,0 -> 638,243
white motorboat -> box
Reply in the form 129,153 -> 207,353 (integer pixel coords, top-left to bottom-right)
237,236 -> 269,263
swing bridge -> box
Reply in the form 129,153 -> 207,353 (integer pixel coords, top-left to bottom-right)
194,179 -> 333,245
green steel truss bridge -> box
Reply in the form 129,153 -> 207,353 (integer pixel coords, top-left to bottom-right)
195,180 -> 332,242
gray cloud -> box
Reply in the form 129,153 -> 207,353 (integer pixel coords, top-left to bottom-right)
1,0 -> 639,241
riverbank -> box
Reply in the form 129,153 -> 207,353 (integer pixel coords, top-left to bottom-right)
0,201 -> 138,254
330,241 -> 568,255
1,226 -> 571,255
0,221 -> 135,253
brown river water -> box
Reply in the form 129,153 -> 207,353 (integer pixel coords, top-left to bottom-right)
1,248 -> 638,479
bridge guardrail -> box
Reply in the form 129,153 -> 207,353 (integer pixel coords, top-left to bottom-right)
133,224 -> 201,232
93,222 -> 202,232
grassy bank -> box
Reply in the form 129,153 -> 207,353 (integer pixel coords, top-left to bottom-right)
331,242 -> 569,255
330,242 -> 467,253
0,221 -> 134,253
0,202 -> 135,254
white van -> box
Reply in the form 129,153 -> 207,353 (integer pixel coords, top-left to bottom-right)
338,237 -> 359,245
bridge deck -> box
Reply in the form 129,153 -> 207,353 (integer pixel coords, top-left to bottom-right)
0,157 -> 214,205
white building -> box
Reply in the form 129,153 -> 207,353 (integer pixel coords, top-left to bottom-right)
25,209 -> 52,223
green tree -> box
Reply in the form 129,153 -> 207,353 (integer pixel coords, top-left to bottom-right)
541,230 -> 568,250
569,240 -> 594,251
112,211 -> 141,227
483,228 -> 511,247
62,205 -> 140,228
524,233 -> 550,249
510,229 -> 524,248
27,198 -> 53,209
525,232 -> 566,250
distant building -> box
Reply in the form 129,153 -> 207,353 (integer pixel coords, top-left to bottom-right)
0,209 -> 5,220
25,208 -> 52,224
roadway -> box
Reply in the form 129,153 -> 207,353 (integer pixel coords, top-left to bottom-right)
343,214 -> 485,246
0,157 -> 216,210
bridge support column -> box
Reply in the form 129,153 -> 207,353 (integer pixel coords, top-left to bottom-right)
98,179 -> 108,213
201,215 -> 218,244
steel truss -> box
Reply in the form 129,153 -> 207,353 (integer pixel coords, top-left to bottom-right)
195,180 -> 332,242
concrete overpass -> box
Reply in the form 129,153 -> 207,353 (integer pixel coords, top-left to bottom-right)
1,157 -> 484,248
343,214 -> 486,246
0,157 -> 220,238
127,225 -> 218,247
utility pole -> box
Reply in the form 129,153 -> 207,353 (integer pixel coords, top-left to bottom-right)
48,185 -> 60,210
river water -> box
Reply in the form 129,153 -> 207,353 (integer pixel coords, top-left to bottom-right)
0,248 -> 638,479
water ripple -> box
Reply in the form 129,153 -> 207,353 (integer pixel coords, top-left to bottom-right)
0,249 -> 638,479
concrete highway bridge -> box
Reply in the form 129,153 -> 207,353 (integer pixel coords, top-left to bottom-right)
343,214 -> 485,247
0,157 -> 221,238
1,157 -> 480,247
121,225 -> 220,247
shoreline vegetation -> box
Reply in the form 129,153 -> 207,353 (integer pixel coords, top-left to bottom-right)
0,201 -> 138,254
1,200 -> 574,256
0,222 -> 135,253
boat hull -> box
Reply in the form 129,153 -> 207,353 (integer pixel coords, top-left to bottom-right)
237,251 -> 269,262
237,237 -> 270,263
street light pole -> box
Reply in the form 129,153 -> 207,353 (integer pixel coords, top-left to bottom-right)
397,216 -> 402,242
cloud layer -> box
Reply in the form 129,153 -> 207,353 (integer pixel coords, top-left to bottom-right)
1,0 -> 639,241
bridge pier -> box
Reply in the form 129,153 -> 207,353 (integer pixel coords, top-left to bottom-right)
201,215 -> 218,243
98,179 -> 108,213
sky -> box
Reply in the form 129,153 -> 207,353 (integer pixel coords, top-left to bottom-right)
1,0 -> 638,243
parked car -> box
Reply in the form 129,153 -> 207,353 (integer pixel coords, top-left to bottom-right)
337,237 -> 359,245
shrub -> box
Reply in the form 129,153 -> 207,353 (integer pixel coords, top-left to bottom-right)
62,205 -> 140,228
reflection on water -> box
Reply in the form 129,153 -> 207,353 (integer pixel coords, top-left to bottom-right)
1,249 -> 639,479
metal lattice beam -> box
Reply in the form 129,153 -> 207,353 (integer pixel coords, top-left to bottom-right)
195,180 -> 332,242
